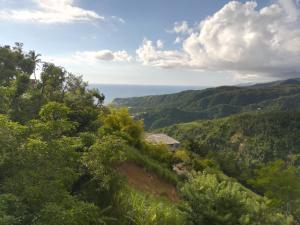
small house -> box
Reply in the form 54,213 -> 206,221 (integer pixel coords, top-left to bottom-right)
145,133 -> 180,151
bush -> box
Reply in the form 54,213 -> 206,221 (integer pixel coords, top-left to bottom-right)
141,142 -> 174,164
181,172 -> 295,225
115,187 -> 186,225
126,147 -> 180,185
174,149 -> 190,163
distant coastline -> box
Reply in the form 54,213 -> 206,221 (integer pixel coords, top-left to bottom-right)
89,83 -> 208,104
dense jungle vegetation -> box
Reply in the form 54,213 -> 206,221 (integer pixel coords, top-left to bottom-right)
161,111 -> 300,222
0,43 -> 299,225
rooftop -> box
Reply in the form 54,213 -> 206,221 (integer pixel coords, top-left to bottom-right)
145,133 -> 180,145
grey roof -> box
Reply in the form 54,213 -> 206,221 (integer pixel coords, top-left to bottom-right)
145,133 -> 180,145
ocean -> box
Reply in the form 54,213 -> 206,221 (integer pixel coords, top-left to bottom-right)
89,84 -> 207,104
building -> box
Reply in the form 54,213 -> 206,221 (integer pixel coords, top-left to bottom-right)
145,133 -> 180,151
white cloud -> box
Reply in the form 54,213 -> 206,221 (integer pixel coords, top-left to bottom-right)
173,21 -> 192,34
137,1 -> 300,79
174,37 -> 182,44
136,39 -> 189,68
0,0 -> 104,23
42,49 -> 132,69
279,0 -> 299,21
74,50 -> 132,62
156,40 -> 164,49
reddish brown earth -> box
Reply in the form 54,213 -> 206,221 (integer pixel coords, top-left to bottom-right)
116,161 -> 180,202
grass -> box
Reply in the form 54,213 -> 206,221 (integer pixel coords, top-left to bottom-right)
125,146 -> 181,185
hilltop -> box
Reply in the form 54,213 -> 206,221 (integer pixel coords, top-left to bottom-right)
113,78 -> 300,129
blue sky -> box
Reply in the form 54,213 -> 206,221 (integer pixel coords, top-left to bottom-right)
0,0 -> 299,85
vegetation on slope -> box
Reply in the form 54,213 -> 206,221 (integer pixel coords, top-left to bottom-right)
161,111 -> 300,221
0,43 -> 297,224
113,80 -> 300,129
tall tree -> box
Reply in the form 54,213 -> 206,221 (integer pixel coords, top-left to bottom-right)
27,50 -> 41,82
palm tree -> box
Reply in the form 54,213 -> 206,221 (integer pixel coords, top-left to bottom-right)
28,50 -> 41,82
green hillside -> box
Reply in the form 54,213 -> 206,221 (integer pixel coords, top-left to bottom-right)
161,111 -> 300,178
160,111 -> 300,221
113,80 -> 300,129
1,44 -> 299,224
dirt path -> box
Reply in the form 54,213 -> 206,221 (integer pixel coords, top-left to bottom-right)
116,161 -> 180,202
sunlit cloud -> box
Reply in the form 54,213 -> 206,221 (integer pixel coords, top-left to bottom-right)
0,0 -> 104,23
137,0 -> 300,79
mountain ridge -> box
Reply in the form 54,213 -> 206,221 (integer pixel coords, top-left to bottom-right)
112,78 -> 300,129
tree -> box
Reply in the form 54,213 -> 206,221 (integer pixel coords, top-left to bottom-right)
39,102 -> 70,121
82,135 -> 126,190
0,115 -> 27,179
181,172 -> 294,225
63,74 -> 103,132
99,108 -> 144,146
249,160 -> 300,220
0,194 -> 26,225
32,198 -> 113,225
28,102 -> 76,140
27,50 -> 41,82
40,63 -> 66,101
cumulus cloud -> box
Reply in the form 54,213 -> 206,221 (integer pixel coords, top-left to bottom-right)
74,50 -> 132,62
0,0 -> 104,23
137,0 -> 300,79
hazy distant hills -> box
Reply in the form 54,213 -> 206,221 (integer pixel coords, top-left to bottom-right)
112,78 -> 300,130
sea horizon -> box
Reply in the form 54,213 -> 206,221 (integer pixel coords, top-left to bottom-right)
89,83 -> 208,104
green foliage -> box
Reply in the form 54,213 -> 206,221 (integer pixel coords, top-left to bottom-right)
113,80 -> 300,129
191,158 -> 218,172
0,194 -> 26,225
127,147 -> 180,185
40,63 -> 66,101
82,135 -> 127,189
141,142 -> 174,164
0,44 -> 103,126
181,172 -> 294,225
249,160 -> 300,221
64,74 -> 103,132
32,197 -> 113,225
0,115 -> 27,177
174,149 -> 190,163
0,43 -> 33,86
1,43 -> 298,225
162,111 -> 300,179
116,187 -> 186,225
99,108 -> 144,146
39,102 -> 70,121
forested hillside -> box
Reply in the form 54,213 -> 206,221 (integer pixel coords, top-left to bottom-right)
113,80 -> 300,129
161,111 -> 300,222
0,44 -> 299,225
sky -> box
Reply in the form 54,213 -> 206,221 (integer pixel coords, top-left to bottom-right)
0,0 -> 299,86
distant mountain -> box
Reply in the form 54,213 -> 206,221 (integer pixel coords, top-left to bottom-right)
112,78 -> 300,129
249,78 -> 300,88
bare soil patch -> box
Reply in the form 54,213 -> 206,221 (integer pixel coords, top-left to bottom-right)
116,161 -> 180,202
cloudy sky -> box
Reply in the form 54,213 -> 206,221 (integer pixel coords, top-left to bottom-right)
0,0 -> 299,86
